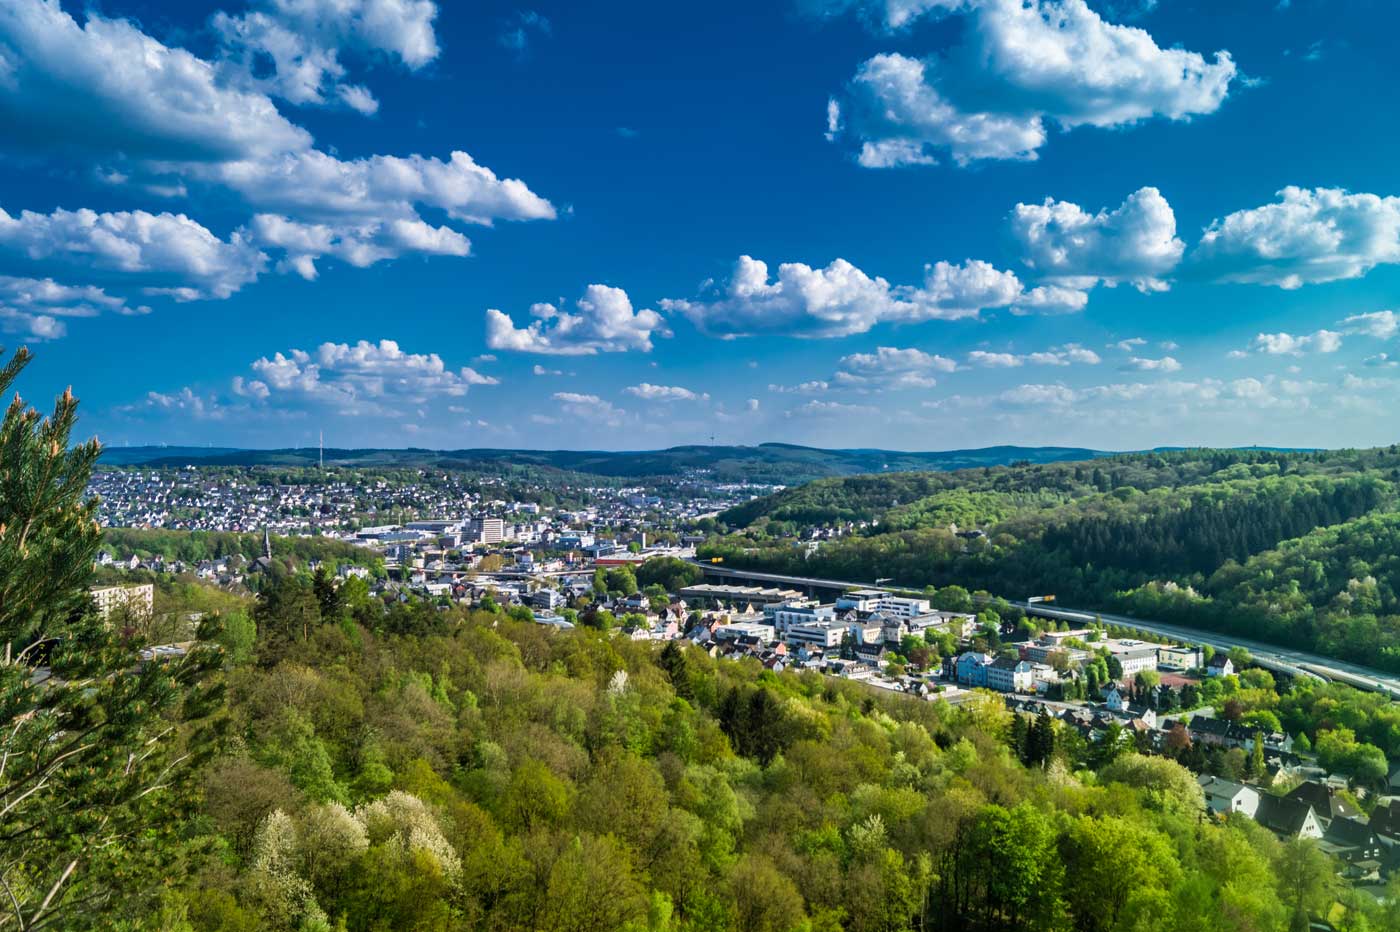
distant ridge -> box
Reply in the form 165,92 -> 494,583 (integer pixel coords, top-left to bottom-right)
98,442 -> 1113,482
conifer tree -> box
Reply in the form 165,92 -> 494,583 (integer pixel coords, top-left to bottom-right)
0,347 -> 223,929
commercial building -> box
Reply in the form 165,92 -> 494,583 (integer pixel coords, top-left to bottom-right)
466,516 -> 505,545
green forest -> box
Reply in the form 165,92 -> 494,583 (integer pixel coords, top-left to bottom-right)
705,450 -> 1400,671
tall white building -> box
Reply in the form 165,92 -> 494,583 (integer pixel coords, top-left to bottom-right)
90,583 -> 154,621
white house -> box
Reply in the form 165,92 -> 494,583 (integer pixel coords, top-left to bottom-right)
1199,775 -> 1261,818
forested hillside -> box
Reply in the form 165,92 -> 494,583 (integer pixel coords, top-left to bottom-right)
163,580 -> 1389,932
707,449 -> 1400,670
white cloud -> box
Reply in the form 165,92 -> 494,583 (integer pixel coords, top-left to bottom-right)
0,0 -> 310,162
486,285 -> 668,355
746,398 -> 760,412
1011,284 -> 1090,316
967,344 -> 1101,368
195,149 -> 555,228
768,381 -> 831,395
832,0 -> 1235,166
1340,310 -> 1399,339
1121,355 -> 1182,372
1364,353 -> 1399,369
0,1 -> 554,285
250,213 -> 469,278
1112,337 -> 1147,351
1011,187 -> 1184,291
1246,330 -> 1343,356
142,386 -> 224,419
844,53 -> 1046,166
552,391 -> 626,426
532,364 -> 563,376
0,205 -> 266,299
232,338 -> 496,414
0,274 -> 150,340
835,345 -> 957,388
625,383 -> 710,402
661,255 -> 1023,338
785,399 -> 880,418
214,0 -> 440,113
1193,187 -> 1400,289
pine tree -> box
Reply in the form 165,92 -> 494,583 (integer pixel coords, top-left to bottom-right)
0,347 -> 224,928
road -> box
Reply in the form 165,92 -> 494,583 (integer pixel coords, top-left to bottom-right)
688,560 -> 1400,699
1003,600 -> 1400,700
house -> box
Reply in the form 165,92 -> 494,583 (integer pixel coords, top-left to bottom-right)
1367,798 -> 1400,845
1198,775 -> 1261,818
1207,655 -> 1235,678
1319,817 -> 1384,871
1286,782 -> 1362,824
852,642 -> 889,667
952,652 -> 993,687
1254,795 -> 1324,839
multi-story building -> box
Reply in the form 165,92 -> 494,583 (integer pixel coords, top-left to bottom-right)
765,601 -> 836,638
89,583 -> 154,621
986,656 -> 1034,693
467,516 -> 505,545
783,621 -> 845,648
1103,639 -> 1162,678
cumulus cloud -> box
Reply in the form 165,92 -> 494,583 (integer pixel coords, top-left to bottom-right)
250,213 -> 469,279
0,1 -> 554,288
1011,284 -> 1090,316
995,376 -> 1315,412
624,383 -> 710,402
1339,310 -> 1399,339
1011,187 -> 1184,291
0,0 -> 310,162
786,399 -> 880,418
1121,355 -> 1182,372
768,381 -> 831,395
486,285 -> 668,355
195,149 -> 555,228
835,345 -> 957,388
232,339 -> 497,414
136,386 -> 227,420
967,344 -> 1101,368
661,255 -> 1023,338
0,274 -> 150,340
0,205 -> 266,299
214,0 -> 440,114
830,0 -> 1236,166
1192,187 -> 1400,289
1246,330 -> 1343,356
552,391 -> 626,426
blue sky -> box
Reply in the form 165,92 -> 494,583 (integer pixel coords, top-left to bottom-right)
3,0 -> 1400,451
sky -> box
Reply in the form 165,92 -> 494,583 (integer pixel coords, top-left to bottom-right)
3,0 -> 1400,452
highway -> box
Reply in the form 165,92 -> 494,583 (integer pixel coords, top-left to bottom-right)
688,560 -> 1400,699
1005,600 -> 1400,700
